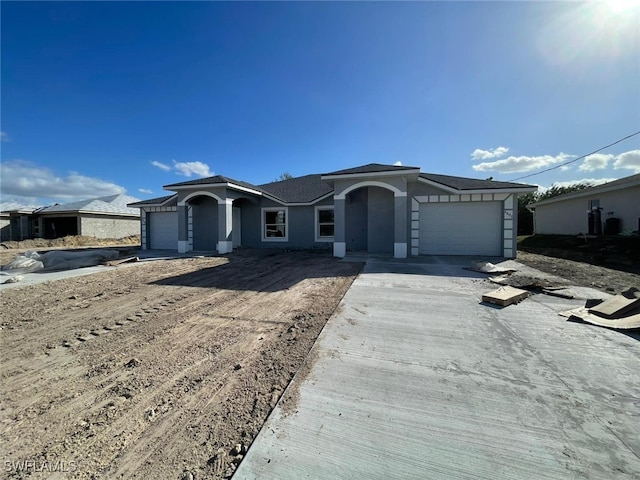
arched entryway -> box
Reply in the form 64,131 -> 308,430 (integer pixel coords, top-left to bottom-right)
344,186 -> 395,255
189,195 -> 218,251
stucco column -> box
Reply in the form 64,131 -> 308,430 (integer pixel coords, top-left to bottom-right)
394,194 -> 408,258
217,200 -> 233,254
333,197 -> 346,257
177,205 -> 189,253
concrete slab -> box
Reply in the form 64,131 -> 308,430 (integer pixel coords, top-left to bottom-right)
235,258 -> 640,479
0,249 -> 217,291
0,265 -> 116,292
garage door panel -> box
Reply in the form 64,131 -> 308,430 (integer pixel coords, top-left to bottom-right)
149,212 -> 178,250
419,202 -> 501,256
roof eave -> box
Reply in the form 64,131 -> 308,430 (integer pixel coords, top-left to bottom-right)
38,210 -> 140,217
530,178 -> 640,207
128,196 -> 176,208
281,191 -> 335,206
164,182 -> 263,196
321,168 -> 421,181
418,177 -> 537,195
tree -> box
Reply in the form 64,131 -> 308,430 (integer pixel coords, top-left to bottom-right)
517,182 -> 593,235
274,172 -> 293,182
517,191 -> 538,236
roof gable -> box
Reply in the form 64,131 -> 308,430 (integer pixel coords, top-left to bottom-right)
323,163 -> 419,176
259,174 -> 333,203
164,175 -> 261,192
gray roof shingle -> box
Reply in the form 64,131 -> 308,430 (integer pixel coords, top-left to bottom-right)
39,194 -> 141,216
164,175 -> 261,192
259,174 -> 333,203
420,173 -> 536,190
128,195 -> 177,207
323,163 -> 419,176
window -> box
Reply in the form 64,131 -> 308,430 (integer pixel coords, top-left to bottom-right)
262,208 -> 288,241
315,206 -> 334,242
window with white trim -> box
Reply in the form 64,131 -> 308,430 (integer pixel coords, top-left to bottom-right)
262,207 -> 288,241
315,206 -> 334,242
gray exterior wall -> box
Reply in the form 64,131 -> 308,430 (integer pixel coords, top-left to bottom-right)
238,198 -> 332,251
535,187 -> 640,235
79,215 -> 140,239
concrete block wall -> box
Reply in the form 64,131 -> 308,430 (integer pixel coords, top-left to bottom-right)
80,215 -> 141,239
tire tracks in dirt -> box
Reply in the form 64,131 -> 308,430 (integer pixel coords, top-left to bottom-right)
0,250 -> 362,479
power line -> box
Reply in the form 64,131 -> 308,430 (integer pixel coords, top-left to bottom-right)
508,130 -> 640,181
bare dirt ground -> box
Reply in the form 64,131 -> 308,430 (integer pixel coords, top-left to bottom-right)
0,250 -> 362,479
516,251 -> 639,293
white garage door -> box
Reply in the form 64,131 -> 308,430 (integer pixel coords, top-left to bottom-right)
149,212 -> 178,250
419,202 -> 502,256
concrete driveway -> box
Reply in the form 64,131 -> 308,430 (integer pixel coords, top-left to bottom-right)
234,257 -> 640,479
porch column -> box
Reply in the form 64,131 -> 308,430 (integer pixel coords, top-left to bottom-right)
217,199 -> 233,254
177,205 -> 189,253
333,197 -> 346,257
394,194 -> 408,258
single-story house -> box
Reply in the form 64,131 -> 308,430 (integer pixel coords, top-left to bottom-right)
4,194 -> 141,241
528,174 -> 640,235
129,163 -> 536,258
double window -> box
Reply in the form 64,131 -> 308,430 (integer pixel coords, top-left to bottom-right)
262,208 -> 288,241
315,207 -> 334,242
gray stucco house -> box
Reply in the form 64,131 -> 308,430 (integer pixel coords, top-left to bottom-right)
129,163 -> 536,258
528,174 -> 640,235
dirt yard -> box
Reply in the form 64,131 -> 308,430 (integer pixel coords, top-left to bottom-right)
0,250 -> 362,479
516,251 -> 639,293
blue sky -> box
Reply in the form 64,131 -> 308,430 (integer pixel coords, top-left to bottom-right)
1,1 -> 639,209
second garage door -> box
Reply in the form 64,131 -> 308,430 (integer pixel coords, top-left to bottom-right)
149,211 -> 178,250
419,201 -> 502,256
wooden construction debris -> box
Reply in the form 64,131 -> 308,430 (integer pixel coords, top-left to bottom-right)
107,256 -> 140,266
482,286 -> 530,307
588,287 -> 639,318
559,287 -> 640,330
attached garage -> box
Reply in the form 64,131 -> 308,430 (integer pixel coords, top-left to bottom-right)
149,212 -> 178,250
419,201 -> 502,256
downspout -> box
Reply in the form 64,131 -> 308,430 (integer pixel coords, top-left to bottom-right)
526,205 -> 536,234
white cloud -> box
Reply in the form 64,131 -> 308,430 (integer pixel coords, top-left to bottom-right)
151,159 -> 213,178
0,160 -> 125,205
473,153 -> 573,173
579,153 -> 614,172
613,149 -> 640,173
173,160 -> 213,177
394,161 -> 403,166
151,160 -> 171,171
138,188 -> 153,194
0,131 -> 9,142
470,147 -> 509,161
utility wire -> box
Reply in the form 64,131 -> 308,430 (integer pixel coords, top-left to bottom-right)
508,130 -> 640,181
